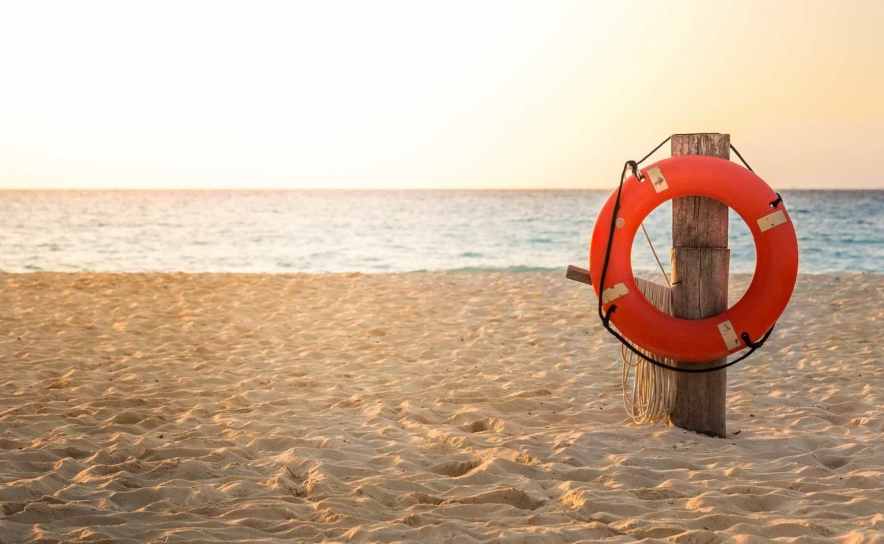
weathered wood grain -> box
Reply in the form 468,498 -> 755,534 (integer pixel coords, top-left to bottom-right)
670,133 -> 730,438
565,265 -> 592,286
671,134 -> 730,248
670,248 -> 730,318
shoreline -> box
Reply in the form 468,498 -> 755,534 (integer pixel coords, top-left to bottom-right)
3,270 -> 883,276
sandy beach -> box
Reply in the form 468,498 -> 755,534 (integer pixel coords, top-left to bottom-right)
0,271 -> 882,543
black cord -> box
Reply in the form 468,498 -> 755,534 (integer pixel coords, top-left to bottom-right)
595,136 -> 777,374
638,136 -> 672,165
732,144 -> 783,209
609,322 -> 773,374
729,143 -> 754,172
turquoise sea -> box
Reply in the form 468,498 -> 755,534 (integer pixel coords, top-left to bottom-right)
1,190 -> 881,274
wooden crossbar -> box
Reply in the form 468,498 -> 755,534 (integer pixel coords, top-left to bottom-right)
565,265 -> 592,286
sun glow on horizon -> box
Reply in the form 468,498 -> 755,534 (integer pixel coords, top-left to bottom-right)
2,1 -> 883,190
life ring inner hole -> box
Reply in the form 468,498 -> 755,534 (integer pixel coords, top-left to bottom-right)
626,195 -> 759,314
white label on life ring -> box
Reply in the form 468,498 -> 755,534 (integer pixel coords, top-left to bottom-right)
647,167 -> 669,193
717,320 -> 741,350
757,210 -> 788,232
601,283 -> 629,304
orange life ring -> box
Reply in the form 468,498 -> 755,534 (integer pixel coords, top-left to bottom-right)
590,155 -> 798,362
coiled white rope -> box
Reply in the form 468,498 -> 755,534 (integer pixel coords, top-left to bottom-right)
621,224 -> 676,425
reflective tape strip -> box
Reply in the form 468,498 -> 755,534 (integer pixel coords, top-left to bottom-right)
717,320 -> 741,350
601,283 -> 629,304
647,167 -> 669,193
757,210 -> 788,232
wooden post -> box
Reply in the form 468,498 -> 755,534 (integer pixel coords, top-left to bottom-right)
669,133 -> 730,437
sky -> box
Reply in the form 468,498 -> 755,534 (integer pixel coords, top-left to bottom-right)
1,1 -> 883,190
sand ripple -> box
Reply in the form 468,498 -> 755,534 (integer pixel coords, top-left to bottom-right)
0,272 -> 882,542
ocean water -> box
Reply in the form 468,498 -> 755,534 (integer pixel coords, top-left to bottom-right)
0,190 -> 881,274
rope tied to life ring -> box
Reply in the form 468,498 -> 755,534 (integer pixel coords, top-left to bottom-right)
596,136 -> 782,375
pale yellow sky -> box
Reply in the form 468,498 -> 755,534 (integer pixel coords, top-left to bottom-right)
1,1 -> 882,189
